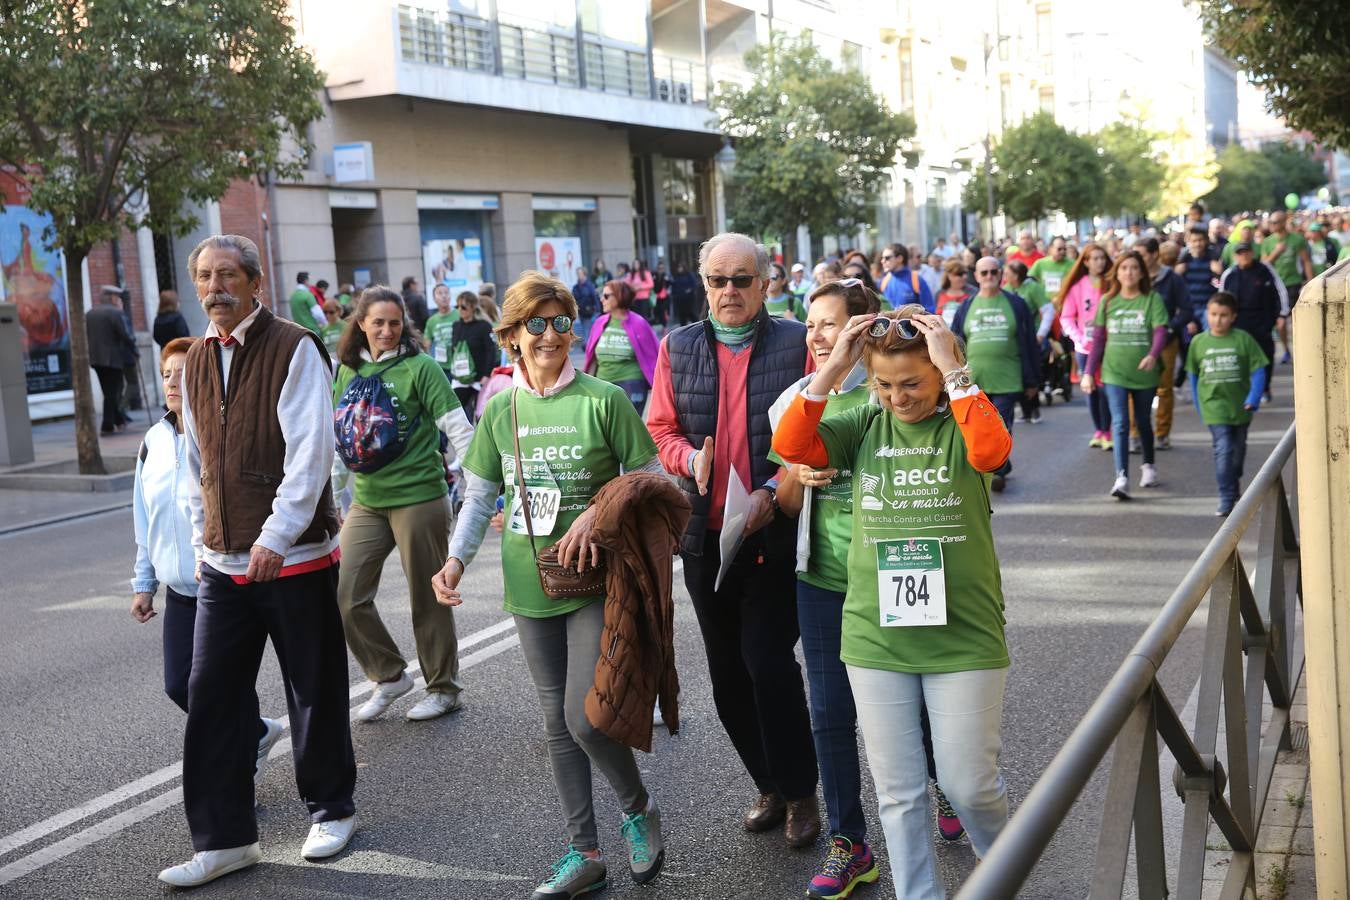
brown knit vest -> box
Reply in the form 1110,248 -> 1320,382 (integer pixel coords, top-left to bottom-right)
184,304 -> 339,553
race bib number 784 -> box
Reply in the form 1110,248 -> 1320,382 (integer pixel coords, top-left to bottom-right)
875,537 -> 948,627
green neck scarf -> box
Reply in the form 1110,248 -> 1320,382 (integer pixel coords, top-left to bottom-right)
709,313 -> 757,347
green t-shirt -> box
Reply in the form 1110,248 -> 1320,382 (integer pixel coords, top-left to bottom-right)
319,321 -> 344,357
462,374 -> 658,619
1028,257 -> 1072,297
289,286 -> 321,334
1260,232 -> 1308,287
765,294 -> 806,320
425,313 -> 458,372
963,294 -> 1023,395
593,319 -> 644,384
1016,279 -> 1050,316
1093,292 -> 1169,390
1308,236 -> 1339,274
815,404 -> 1008,674
332,351 -> 457,509
769,385 -> 872,593
1184,329 -> 1269,425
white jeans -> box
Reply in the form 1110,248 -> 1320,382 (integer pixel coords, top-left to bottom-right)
846,664 -> 1009,899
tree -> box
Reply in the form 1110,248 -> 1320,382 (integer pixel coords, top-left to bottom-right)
1260,142 -> 1328,202
1095,120 -> 1167,221
0,0 -> 323,474
961,112 -> 1104,226
1151,125 -> 1219,221
1202,145 -> 1277,214
716,33 -> 914,244
1200,1 -> 1350,149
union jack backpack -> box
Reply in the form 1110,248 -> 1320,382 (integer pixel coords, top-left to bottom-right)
333,357 -> 421,473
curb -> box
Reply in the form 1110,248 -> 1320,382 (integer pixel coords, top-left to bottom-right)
0,503 -> 134,537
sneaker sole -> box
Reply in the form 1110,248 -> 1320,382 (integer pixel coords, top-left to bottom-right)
631,849 -> 665,885
531,877 -> 609,900
159,854 -> 259,887
405,699 -> 464,721
806,862 -> 880,900
302,828 -> 355,860
1112,489 -> 1131,500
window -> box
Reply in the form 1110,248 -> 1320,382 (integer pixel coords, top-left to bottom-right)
662,159 -> 706,217
1036,4 -> 1052,56
842,41 -> 862,73
1039,86 -> 1054,113
899,39 -> 914,111
1000,74 -> 1011,127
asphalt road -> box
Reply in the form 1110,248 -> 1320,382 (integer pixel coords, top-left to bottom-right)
0,369 -> 1296,900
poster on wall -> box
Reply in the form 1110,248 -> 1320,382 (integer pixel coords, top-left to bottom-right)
535,236 -> 582,287
0,166 -> 71,395
423,238 -> 483,302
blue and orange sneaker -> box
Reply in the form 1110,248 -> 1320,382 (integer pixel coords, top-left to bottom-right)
806,834 -> 878,899
934,785 -> 965,841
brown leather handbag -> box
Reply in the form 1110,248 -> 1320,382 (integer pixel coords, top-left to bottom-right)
510,389 -> 607,599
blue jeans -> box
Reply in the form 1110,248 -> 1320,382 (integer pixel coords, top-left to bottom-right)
847,665 -> 1009,900
797,581 -> 867,842
1076,352 -> 1112,433
1209,423 -> 1249,512
987,393 -> 1018,476
1104,384 -> 1155,473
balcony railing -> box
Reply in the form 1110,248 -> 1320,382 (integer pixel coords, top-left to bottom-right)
396,5 -> 705,105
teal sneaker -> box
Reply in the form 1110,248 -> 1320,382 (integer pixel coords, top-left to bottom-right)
620,797 -> 665,885
531,847 -> 607,899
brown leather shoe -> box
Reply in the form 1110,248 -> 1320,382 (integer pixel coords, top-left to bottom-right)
784,796 -> 821,849
742,792 -> 787,833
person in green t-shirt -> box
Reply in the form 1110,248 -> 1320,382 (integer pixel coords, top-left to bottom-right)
771,304 -> 1013,900
318,300 -> 345,362
764,262 -> 807,320
332,286 -> 475,724
582,280 -> 659,410
423,284 -> 457,378
1081,250 -> 1169,500
432,271 -> 667,897
287,272 -> 323,334
1221,220 -> 1256,268
1184,291 -> 1269,516
1028,236 -> 1072,297
1261,211 -> 1313,364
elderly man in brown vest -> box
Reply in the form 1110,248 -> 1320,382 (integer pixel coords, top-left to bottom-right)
157,235 -> 357,888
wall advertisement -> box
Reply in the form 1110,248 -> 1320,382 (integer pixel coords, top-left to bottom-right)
0,166 -> 71,395
423,237 -> 484,299
534,236 -> 582,287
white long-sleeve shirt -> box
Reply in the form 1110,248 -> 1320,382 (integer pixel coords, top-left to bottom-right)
182,303 -> 340,575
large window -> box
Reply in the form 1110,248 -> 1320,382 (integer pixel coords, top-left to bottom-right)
580,0 -> 646,45
898,39 -> 914,111
1036,4 -> 1052,56
662,159 -> 706,217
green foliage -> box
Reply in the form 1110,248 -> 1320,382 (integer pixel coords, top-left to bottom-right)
1200,0 -> 1350,149
1202,142 -> 1327,213
716,33 -> 914,241
1096,120 -> 1167,220
0,0 -> 324,255
961,112 -> 1104,225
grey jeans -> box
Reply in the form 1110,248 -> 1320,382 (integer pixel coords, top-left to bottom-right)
515,600 -> 647,850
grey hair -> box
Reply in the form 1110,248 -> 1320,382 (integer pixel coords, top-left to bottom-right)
188,234 -> 263,282
698,232 -> 770,279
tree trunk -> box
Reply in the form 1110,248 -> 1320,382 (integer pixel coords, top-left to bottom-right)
64,248 -> 107,475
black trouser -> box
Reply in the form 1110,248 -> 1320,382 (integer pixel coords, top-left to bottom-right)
453,386 -> 477,421
184,563 -> 355,850
682,523 -> 819,802
163,587 -> 267,745
92,365 -> 126,432
122,364 -> 143,410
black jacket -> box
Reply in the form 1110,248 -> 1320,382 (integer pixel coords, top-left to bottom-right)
153,312 -> 191,351
86,304 -> 137,368
950,290 -> 1041,390
1151,268 -> 1193,337
1220,262 -> 1286,342
450,317 -> 497,382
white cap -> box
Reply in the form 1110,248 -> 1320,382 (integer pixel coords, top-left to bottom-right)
791,262 -> 805,272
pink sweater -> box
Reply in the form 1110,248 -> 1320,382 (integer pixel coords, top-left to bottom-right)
1058,277 -> 1102,354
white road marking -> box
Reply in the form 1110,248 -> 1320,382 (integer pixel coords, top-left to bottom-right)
38,595 -> 129,612
0,617 -> 519,879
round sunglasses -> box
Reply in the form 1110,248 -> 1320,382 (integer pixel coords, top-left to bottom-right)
524,314 -> 574,335
868,317 -> 920,340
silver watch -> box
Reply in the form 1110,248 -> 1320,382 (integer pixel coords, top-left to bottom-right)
942,366 -> 973,392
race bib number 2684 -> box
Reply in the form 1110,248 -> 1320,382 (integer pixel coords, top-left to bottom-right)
875,537 -> 947,627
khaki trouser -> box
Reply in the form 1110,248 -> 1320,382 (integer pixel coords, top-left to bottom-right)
1130,335 -> 1180,440
337,494 -> 463,696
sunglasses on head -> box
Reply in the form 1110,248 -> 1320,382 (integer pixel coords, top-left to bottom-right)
706,274 -> 757,289
524,315 -> 573,336
868,317 -> 920,340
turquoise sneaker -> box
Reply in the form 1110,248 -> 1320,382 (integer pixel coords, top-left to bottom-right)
620,797 -> 665,885
531,847 -> 607,899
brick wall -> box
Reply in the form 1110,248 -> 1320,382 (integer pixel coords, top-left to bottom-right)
216,179 -> 276,310
86,228 -> 147,330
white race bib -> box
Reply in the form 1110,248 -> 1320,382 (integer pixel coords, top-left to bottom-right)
1044,273 -> 1063,295
508,485 -> 562,537
875,537 -> 947,626
433,344 -> 448,364
451,356 -> 472,378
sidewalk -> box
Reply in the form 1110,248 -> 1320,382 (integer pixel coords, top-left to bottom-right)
0,416 -> 142,532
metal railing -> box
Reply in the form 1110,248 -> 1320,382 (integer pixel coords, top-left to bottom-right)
958,423 -> 1303,900
397,6 -> 494,72
498,16 -> 579,87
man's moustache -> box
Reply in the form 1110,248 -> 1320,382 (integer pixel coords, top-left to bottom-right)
204,292 -> 240,308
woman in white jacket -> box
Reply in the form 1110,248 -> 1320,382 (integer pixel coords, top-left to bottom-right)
131,338 -> 282,770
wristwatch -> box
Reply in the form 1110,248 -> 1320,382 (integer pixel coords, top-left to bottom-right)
942,366 -> 973,392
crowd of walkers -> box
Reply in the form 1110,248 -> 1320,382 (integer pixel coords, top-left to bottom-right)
128,205 -> 1300,896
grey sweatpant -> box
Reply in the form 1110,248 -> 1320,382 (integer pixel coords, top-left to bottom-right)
515,599 -> 647,851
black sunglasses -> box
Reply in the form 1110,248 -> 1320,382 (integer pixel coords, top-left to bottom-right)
868,317 -> 920,340
976,267 -> 1000,276
706,274 -> 757,289
524,315 -> 573,335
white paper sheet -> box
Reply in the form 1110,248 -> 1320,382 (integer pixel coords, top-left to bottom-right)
715,464 -> 751,591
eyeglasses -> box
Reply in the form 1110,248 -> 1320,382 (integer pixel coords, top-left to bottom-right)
524,314 -> 573,335
880,254 -> 894,261
706,274 -> 757,289
976,268 -> 1000,276
456,303 -> 473,309
868,317 -> 920,340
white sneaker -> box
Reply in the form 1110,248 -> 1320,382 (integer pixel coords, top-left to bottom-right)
405,691 -> 463,721
301,816 -> 355,860
1111,471 -> 1131,500
356,671 -> 414,721
158,843 -> 261,887
1139,463 -> 1159,488
255,717 -> 285,777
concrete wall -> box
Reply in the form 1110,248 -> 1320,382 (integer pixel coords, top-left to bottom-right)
271,186 -> 338,304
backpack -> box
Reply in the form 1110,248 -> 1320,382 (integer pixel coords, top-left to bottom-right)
333,356 -> 421,474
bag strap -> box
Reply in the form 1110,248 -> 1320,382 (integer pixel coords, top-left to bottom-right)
509,388 -> 541,559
